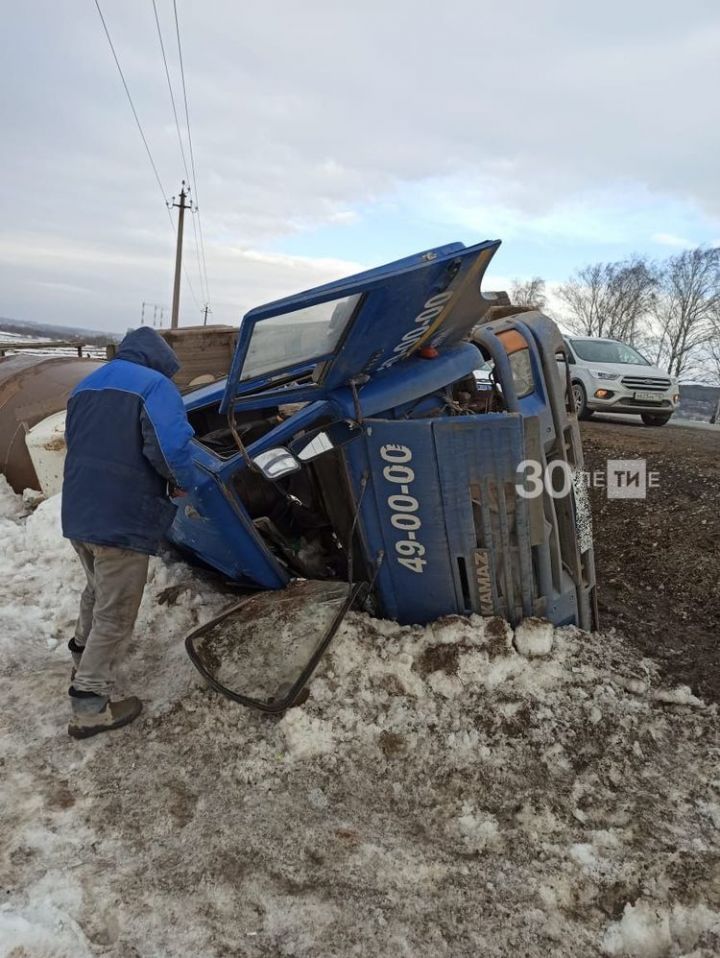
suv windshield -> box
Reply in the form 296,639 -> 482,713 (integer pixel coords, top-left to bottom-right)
569,339 -> 650,366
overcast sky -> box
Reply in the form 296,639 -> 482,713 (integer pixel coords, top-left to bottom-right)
2,0 -> 720,333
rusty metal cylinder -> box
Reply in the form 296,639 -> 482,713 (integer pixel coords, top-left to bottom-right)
0,355 -> 103,493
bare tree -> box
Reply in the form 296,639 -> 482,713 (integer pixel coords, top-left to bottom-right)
653,248 -> 720,378
556,257 -> 657,344
510,277 -> 546,310
556,263 -> 605,336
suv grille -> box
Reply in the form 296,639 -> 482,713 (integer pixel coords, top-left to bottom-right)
621,376 -> 671,390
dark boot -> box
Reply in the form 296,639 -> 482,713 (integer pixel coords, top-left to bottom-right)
68,687 -> 143,740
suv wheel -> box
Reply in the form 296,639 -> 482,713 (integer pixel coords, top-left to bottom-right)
641,413 -> 672,427
572,381 -> 593,420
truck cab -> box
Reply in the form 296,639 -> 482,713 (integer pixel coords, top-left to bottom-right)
170,240 -> 597,630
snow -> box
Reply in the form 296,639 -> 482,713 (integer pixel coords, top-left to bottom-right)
651,686 -> 706,709
0,474 -> 26,519
2,486 -> 720,956
514,616 -> 554,657
601,902 -> 720,957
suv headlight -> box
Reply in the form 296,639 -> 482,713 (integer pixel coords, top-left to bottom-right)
591,370 -> 620,381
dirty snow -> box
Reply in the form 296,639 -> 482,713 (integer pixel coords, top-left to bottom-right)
514,616 -> 554,657
2,486 -> 720,957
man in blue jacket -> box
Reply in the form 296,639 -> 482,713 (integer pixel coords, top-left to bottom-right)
62,327 -> 197,739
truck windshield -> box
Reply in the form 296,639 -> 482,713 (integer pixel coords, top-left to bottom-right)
569,339 -> 650,365
240,293 -> 361,381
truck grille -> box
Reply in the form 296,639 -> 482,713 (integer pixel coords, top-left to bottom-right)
621,376 -> 671,390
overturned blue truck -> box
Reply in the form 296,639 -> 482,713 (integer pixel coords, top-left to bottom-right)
175,240 -> 597,707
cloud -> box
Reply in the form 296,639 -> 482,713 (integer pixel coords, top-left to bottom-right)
34,281 -> 94,296
651,233 -> 695,249
0,230 -> 365,333
2,0 -> 720,331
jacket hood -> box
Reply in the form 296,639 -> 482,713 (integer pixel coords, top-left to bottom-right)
115,327 -> 180,378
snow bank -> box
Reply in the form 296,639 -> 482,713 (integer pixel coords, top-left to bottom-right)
602,901 -> 720,957
2,482 -> 720,957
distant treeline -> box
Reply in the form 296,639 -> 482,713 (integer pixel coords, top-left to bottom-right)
0,317 -> 120,346
510,247 -> 720,383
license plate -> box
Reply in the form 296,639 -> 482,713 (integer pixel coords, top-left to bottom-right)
635,390 -> 664,402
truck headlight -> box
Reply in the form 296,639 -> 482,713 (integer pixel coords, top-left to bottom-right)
509,349 -> 534,398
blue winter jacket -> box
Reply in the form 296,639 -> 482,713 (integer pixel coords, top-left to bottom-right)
61,327 -> 197,554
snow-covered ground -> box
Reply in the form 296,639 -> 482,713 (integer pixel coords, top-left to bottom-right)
2,477 -> 720,957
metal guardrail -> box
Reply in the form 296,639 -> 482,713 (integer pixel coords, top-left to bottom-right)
0,341 -> 88,357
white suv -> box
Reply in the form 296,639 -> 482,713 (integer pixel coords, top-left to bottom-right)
563,336 -> 679,426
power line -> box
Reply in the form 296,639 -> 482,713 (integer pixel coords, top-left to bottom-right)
189,204 -> 207,305
172,0 -> 211,307
151,0 -> 191,185
93,0 -> 169,207
151,0 -> 206,305
92,0 -> 201,314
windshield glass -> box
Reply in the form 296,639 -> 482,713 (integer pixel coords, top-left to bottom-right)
569,339 -> 650,366
240,294 -> 361,381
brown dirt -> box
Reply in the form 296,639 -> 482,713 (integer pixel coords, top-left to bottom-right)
580,417 -> 720,702
417,642 -> 462,677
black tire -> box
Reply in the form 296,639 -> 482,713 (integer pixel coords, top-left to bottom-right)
572,381 -> 593,420
641,413 -> 672,427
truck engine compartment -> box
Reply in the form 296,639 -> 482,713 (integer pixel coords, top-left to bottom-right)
185,364 -> 508,585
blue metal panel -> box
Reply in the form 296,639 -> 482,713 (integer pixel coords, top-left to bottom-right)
168,452 -> 289,589
346,419 -> 460,625
328,343 -> 480,421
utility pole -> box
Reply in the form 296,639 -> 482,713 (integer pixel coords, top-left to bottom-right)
201,304 -> 212,326
170,181 -> 191,330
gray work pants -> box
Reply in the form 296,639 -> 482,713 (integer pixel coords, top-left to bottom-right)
71,541 -> 149,698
